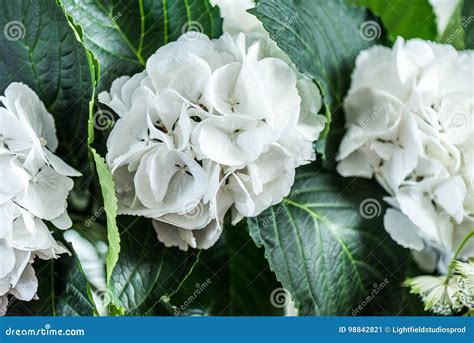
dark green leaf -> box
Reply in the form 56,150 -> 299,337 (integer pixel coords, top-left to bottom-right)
0,0 -> 94,177
8,245 -> 96,316
248,166 -> 410,315
109,216 -> 198,315
463,0 -> 474,49
250,0 -> 377,111
352,0 -> 437,41
62,0 -> 222,91
397,260 -> 432,316
171,221 -> 283,316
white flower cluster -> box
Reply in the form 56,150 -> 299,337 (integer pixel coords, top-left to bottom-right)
100,32 -> 326,251
0,83 -> 79,315
337,38 -> 474,271
405,259 -> 474,315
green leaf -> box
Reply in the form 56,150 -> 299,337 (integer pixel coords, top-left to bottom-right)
352,0 -> 437,41
109,216 -> 199,315
90,149 -> 120,283
171,221 -> 283,316
250,0 -> 377,111
463,0 -> 474,49
438,0 -> 465,49
8,245 -> 97,316
248,167 -> 410,315
0,0 -> 94,177
62,0 -> 222,91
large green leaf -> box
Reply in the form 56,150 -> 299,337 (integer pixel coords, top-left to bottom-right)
7,246 -> 96,316
463,0 -> 474,49
352,0 -> 437,41
109,216 -> 199,315
62,0 -> 222,91
91,149 -> 120,283
248,167 -> 410,315
170,222 -> 283,316
0,0 -> 94,178
250,0 -> 377,111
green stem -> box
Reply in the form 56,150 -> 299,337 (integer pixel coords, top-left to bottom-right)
444,230 -> 474,285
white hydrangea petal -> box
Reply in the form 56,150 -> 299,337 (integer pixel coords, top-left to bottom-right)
168,57 -> 212,103
452,218 -> 474,259
50,210 -> 73,230
383,208 -> 424,251
294,78 -> 326,141
227,173 -> 255,218
247,56 -> 300,132
44,149 -> 81,177
106,101 -> 155,168
192,115 -> 265,166
0,108 -> 33,153
245,146 -> 295,216
172,106 -> 192,151
433,176 -> 466,224
135,148 -> 208,215
160,202 -> 212,230
396,185 -> 452,249
0,154 -> 30,202
277,131 -> 315,167
9,263 -> 37,301
208,62 -> 259,116
192,220 -> 222,250
0,202 -> 18,239
337,148 -> 380,179
349,45 -> 408,100
0,240 -> 15,279
152,220 -> 197,251
11,211 -> 57,251
152,88 -> 186,133
3,83 -> 58,152
98,71 -> 149,116
411,247 -> 438,273
0,296 -> 7,316
247,144 -> 294,194
16,165 -> 74,220
8,249 -> 31,288
134,149 -> 173,208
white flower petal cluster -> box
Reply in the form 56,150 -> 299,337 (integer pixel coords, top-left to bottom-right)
406,259 -> 474,315
0,83 -> 79,315
100,32 -> 325,251
455,259 -> 474,310
337,38 -> 474,271
405,275 -> 463,315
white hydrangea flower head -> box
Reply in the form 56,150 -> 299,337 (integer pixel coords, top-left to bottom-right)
0,82 -> 78,315
100,32 -> 326,251
337,37 -> 474,271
